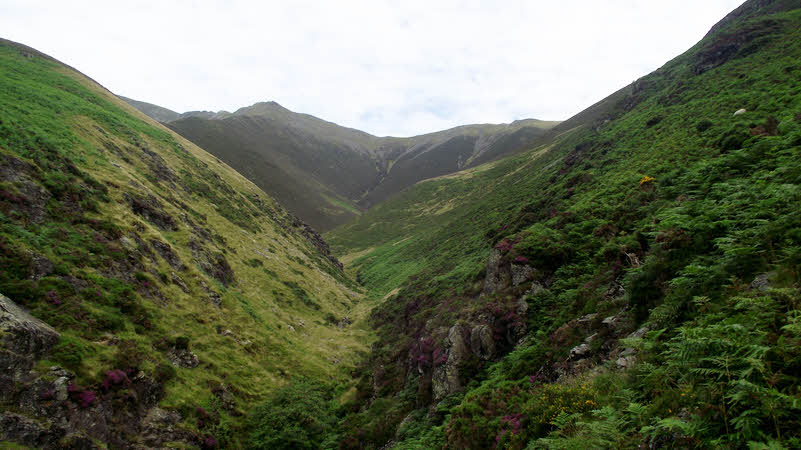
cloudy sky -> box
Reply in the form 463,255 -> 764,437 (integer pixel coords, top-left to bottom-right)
2,0 -> 744,136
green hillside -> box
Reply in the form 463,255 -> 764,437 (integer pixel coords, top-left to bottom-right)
0,39 -> 369,448
326,2 -> 801,448
152,101 -> 557,231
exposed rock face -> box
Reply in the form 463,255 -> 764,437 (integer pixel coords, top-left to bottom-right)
189,238 -> 235,287
469,325 -> 496,360
139,407 -> 195,447
0,154 -> 51,224
510,264 -> 536,287
123,192 -> 178,231
150,239 -> 186,271
0,293 -> 60,378
483,249 -> 510,294
483,249 -> 538,294
0,293 -> 196,448
290,214 -> 344,271
695,16 -> 782,75
432,325 -> 470,400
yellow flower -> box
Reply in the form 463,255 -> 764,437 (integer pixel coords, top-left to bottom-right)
640,175 -> 655,185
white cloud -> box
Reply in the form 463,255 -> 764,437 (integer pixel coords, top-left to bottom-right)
1,0 -> 745,136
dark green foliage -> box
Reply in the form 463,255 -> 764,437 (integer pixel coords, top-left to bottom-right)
696,119 -> 714,132
281,280 -> 320,310
247,379 -> 338,449
245,258 -> 263,268
154,362 -> 177,383
328,5 -> 801,448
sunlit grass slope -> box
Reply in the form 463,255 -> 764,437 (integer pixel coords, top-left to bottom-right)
0,39 -> 370,442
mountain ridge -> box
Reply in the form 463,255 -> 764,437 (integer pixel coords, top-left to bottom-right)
123,96 -> 558,231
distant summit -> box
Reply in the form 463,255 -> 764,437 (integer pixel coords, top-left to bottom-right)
123,96 -> 559,230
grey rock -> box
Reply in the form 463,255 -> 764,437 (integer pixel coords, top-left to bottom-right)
604,280 -> 625,300
627,326 -> 650,339
483,249 -> 510,294
29,255 -> 55,281
470,325 -> 496,360
616,356 -> 636,369
0,412 -> 66,449
527,281 -> 545,296
53,376 -> 70,401
171,272 -> 190,293
569,343 -> 591,359
432,324 -> 470,400
150,239 -> 186,271
200,281 -> 222,307
511,264 -> 536,286
750,272 -> 775,292
167,348 -> 199,368
1,293 -> 60,378
577,314 -> 598,325
516,298 -> 529,317
139,407 -> 195,447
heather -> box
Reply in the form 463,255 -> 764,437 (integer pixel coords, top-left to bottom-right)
326,5 -> 801,448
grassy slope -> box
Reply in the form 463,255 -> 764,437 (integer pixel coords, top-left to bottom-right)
0,39 -> 371,444
327,4 -> 801,448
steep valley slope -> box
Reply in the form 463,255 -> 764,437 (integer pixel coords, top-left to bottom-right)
0,38 -> 368,448
125,98 -> 557,232
2,0 -> 801,448
324,1 -> 801,448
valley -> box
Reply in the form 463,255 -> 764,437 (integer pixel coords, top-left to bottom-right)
125,98 -> 557,231
2,0 -> 801,448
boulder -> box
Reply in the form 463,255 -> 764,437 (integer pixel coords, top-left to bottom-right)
510,264 -> 536,286
569,343 -> 591,359
469,325 -> 496,360
0,293 -> 60,378
750,272 -> 775,292
167,348 -> 199,368
482,249 -> 505,294
432,324 -> 470,400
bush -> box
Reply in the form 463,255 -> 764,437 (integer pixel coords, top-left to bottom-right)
696,119 -> 714,133
248,379 -> 338,449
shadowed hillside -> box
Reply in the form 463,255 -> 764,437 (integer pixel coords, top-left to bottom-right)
125,98 -> 557,231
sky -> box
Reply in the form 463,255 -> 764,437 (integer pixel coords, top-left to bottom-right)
1,0 -> 745,137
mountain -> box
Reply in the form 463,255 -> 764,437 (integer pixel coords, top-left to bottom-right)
4,0 -> 801,448
124,98 -> 557,231
0,38 -> 368,448
323,1 -> 801,447
117,96 -> 182,123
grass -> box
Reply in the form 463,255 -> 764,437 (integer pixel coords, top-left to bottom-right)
325,6 -> 801,448
0,40 -> 373,446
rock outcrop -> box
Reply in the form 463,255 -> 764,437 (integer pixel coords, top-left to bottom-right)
432,324 -> 471,400
0,293 -> 60,379
0,293 -> 197,448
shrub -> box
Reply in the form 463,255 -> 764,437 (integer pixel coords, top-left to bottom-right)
696,119 -> 714,132
248,379 -> 337,449
154,362 -> 177,383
